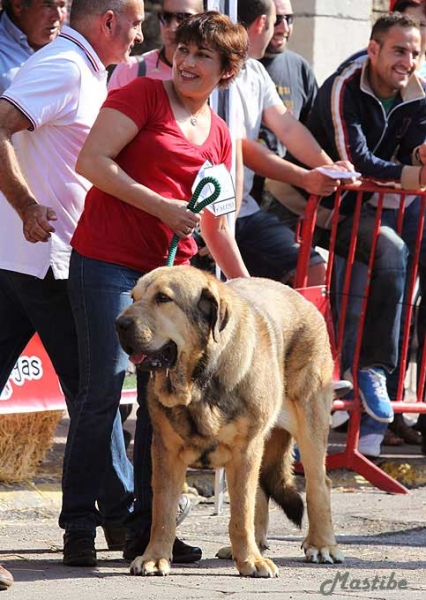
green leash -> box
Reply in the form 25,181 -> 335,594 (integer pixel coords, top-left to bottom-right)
166,176 -> 221,267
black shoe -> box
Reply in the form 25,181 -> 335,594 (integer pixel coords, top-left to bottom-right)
123,530 -> 150,562
172,537 -> 202,564
63,531 -> 97,567
102,526 -> 127,551
123,533 -> 202,564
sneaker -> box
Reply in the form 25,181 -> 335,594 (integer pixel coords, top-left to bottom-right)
63,531 -> 97,567
358,433 -> 383,458
333,380 -> 353,399
388,414 -> 422,445
331,410 -> 350,430
176,494 -> 191,527
345,368 -> 394,423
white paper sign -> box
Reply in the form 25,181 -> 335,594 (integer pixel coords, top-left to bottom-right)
316,167 -> 361,180
192,162 -> 236,217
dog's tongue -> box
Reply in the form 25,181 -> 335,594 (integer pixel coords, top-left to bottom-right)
130,353 -> 146,365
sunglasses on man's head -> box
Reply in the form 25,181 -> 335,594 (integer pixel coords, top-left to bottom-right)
158,11 -> 192,26
274,14 -> 294,27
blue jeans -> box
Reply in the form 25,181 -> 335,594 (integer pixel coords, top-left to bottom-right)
236,209 -> 324,283
335,197 -> 426,437
0,266 -> 130,530
59,251 -> 136,533
330,203 -> 409,370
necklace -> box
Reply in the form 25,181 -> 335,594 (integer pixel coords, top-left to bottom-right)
172,85 -> 204,126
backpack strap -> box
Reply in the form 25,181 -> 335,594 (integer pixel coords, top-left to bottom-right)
135,55 -> 146,77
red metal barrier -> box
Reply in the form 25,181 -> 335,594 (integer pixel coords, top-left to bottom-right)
294,182 -> 426,494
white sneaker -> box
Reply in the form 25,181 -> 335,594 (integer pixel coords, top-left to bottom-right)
331,410 -> 350,429
358,433 -> 383,458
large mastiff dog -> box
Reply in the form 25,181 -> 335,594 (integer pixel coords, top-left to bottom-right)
115,266 -> 344,578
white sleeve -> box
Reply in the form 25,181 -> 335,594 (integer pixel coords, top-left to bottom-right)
2,56 -> 81,130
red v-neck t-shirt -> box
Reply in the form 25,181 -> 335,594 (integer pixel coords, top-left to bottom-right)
72,77 -> 232,272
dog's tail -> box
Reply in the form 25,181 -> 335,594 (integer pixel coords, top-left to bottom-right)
259,427 -> 304,528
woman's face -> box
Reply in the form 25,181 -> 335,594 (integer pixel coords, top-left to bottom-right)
172,42 -> 230,98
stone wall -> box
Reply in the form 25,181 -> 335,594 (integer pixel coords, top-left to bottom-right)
286,1 -> 372,84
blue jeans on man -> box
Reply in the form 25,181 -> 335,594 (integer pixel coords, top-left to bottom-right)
0,266 -> 132,533
336,196 -> 426,452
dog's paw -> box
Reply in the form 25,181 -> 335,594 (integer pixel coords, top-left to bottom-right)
130,555 -> 171,577
216,540 -> 268,560
301,539 -> 345,564
216,545 -> 233,560
236,556 -> 279,578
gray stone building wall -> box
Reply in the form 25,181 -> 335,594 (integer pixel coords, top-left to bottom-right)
286,1 -> 373,84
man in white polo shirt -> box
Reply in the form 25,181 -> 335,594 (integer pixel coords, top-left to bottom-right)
0,0 -> 144,567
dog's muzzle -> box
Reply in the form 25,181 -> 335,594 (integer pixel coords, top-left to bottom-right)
115,315 -> 178,371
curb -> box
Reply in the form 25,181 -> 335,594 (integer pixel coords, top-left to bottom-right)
0,482 -> 61,516
1,416 -> 426,518
1,460 -> 425,518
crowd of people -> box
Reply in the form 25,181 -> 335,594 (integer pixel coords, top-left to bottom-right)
1,0 -> 426,590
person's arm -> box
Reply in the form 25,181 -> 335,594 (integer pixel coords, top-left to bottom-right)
262,104 -> 333,169
76,107 -> 201,236
199,209 -> 249,279
0,99 -> 57,243
242,139 -> 340,196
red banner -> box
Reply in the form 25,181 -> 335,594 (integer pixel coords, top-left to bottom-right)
0,334 -> 136,414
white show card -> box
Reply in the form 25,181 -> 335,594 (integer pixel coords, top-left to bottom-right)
191,162 -> 236,217
316,167 -> 361,180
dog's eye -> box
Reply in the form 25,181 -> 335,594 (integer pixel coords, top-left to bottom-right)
155,292 -> 172,304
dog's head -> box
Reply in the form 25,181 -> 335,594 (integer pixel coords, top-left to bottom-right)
115,266 -> 231,404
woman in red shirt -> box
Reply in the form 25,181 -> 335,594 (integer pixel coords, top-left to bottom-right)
60,12 -> 249,567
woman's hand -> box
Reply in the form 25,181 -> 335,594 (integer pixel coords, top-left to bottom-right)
159,198 -> 202,238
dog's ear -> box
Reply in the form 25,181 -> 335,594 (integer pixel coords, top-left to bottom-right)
198,285 -> 230,342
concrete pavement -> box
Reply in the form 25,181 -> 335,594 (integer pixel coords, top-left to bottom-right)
0,411 -> 425,599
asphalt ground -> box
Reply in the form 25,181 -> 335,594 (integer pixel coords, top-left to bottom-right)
0,410 -> 425,599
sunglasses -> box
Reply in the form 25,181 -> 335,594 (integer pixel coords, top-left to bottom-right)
274,14 -> 294,27
158,11 -> 192,26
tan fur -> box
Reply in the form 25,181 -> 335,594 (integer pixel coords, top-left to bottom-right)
115,266 -> 344,578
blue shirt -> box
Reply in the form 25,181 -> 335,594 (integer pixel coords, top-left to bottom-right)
0,10 -> 35,95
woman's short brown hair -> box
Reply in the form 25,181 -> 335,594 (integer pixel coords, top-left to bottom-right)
174,11 -> 248,89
